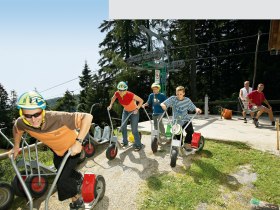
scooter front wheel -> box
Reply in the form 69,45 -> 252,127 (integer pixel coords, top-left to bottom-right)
197,136 -> 205,152
106,144 -> 118,160
0,182 -> 14,210
151,137 -> 158,153
170,148 -> 178,168
11,171 -> 29,197
94,175 -> 106,201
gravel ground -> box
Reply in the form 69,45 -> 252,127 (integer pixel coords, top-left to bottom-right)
17,135 -> 184,210
14,135 -> 262,210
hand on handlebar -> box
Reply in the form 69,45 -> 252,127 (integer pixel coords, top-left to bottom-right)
9,145 -> 20,160
142,103 -> 148,108
107,105 -> 112,110
70,141 -> 83,156
196,108 -> 202,114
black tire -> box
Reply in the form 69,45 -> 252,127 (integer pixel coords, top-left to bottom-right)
11,171 -> 29,197
151,137 -> 158,153
25,175 -> 48,198
78,150 -> 86,164
83,140 -> 96,158
170,148 -> 178,168
197,136 -> 205,152
106,144 -> 118,160
0,182 -> 14,210
94,175 -> 106,201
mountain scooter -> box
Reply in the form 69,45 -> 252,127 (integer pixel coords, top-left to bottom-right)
105,108 -> 142,160
166,112 -> 205,167
142,107 -> 168,153
45,150 -> 106,210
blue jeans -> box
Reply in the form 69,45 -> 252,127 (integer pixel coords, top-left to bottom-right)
121,109 -> 141,148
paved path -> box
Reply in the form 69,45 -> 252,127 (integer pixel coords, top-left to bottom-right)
136,115 -> 280,155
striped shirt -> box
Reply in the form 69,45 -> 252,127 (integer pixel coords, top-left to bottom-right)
163,96 -> 196,125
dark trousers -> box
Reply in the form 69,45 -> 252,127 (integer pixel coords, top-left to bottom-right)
53,151 -> 82,201
175,122 -> 194,144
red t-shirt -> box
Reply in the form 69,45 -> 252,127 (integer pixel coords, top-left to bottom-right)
114,91 -> 137,111
247,90 -> 265,106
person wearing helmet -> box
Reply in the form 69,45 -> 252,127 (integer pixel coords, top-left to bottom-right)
142,83 -> 167,141
160,86 -> 202,151
108,81 -> 144,151
11,91 -> 93,209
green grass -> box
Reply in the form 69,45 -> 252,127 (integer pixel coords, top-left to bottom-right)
0,147 -> 53,183
139,140 -> 280,210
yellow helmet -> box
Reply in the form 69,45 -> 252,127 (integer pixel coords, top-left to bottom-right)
151,83 -> 161,89
17,91 -> 46,110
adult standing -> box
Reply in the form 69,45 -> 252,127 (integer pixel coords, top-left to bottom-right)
239,81 -> 254,123
108,81 -> 144,151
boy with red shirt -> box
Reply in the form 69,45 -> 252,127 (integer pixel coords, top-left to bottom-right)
247,83 -> 275,127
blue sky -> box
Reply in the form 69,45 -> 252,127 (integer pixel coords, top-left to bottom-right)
0,0 -> 108,100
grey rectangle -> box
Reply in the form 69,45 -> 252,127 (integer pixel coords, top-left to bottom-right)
109,0 -> 280,19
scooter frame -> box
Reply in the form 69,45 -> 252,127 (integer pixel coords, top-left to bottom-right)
165,111 -> 205,168
0,128 -> 56,200
45,150 -> 106,210
142,107 -> 166,153
78,103 -> 111,162
106,108 -> 142,160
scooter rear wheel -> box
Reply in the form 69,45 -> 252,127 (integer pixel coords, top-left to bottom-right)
197,136 -> 205,152
106,144 -> 118,160
94,175 -> 106,201
151,137 -> 158,153
170,148 -> 178,168
25,175 -> 48,198
11,170 -> 29,197
0,182 -> 14,210
83,139 -> 96,158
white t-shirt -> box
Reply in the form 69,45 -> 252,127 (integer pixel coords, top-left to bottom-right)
240,87 -> 252,100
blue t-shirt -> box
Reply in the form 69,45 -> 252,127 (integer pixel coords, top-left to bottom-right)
147,93 -> 167,115
163,96 -> 196,125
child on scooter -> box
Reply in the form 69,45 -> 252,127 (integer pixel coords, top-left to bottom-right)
142,83 -> 167,141
160,86 -> 202,151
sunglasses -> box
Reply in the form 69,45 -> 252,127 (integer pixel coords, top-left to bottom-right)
23,111 -> 43,119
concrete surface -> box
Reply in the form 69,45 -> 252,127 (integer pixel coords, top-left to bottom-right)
135,115 -> 280,155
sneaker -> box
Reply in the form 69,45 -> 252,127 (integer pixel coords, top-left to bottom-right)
271,121 -> 275,126
121,142 -> 128,147
134,146 -> 142,151
254,118 -> 259,127
160,136 -> 167,141
183,143 -> 192,151
69,197 -> 84,210
243,118 -> 247,123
